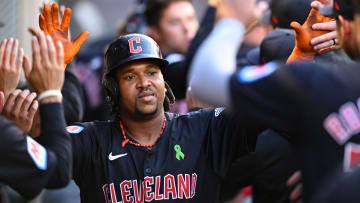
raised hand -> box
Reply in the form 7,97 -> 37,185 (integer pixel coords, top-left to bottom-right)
216,0 -> 268,29
2,89 -> 38,134
23,30 -> 65,97
38,2 -> 89,65
0,38 -> 24,99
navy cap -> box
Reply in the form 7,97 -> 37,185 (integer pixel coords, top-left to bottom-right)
260,29 -> 295,64
320,0 -> 355,20
245,29 -> 295,65
270,0 -> 312,28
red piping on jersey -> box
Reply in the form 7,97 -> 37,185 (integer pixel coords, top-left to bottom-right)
120,116 -> 166,148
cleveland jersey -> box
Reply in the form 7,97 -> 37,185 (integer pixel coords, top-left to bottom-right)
229,61 -> 360,202
67,108 -> 256,202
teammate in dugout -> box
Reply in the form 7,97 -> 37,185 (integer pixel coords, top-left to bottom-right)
0,30 -> 71,198
189,0 -> 360,202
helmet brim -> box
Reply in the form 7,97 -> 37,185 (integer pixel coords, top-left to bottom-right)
106,55 -> 169,75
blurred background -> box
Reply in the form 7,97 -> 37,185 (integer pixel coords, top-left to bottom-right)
0,0 -> 207,58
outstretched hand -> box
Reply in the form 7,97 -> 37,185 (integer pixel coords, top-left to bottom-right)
0,38 -> 23,99
23,30 -> 65,95
216,0 -> 268,29
37,2 -> 89,65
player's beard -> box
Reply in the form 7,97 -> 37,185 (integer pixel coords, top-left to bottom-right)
134,94 -> 161,118
134,102 -> 159,117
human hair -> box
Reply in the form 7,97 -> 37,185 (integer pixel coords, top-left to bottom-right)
144,0 -> 192,27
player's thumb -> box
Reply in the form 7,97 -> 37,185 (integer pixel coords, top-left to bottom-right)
22,55 -> 32,79
72,31 -> 90,50
290,21 -> 303,36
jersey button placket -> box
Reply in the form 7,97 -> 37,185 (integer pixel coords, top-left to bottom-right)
145,167 -> 152,174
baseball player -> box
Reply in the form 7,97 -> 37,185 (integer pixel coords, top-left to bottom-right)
189,0 -> 360,202
0,31 -> 71,199
63,33 -> 259,203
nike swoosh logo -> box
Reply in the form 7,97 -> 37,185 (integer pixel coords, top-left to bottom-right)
108,152 -> 128,161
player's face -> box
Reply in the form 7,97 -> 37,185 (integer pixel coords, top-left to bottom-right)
337,16 -> 360,59
115,60 -> 165,118
150,1 -> 199,55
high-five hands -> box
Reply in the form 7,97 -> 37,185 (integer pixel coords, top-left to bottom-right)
287,0 -> 335,63
23,30 -> 65,102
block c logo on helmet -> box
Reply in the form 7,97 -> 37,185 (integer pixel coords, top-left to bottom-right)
128,37 -> 142,54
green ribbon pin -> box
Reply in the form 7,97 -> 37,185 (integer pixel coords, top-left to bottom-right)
174,145 -> 185,160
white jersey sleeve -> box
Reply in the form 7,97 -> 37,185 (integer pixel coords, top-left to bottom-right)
189,18 -> 245,107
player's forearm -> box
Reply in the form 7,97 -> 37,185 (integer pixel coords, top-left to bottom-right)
189,18 -> 245,107
62,67 -> 85,124
38,103 -> 72,188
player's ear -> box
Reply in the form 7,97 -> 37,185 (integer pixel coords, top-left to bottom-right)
338,15 -> 352,39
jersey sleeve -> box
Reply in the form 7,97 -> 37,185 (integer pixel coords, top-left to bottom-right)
67,122 -> 96,186
0,103 -> 71,199
198,108 -> 258,177
229,62 -> 310,132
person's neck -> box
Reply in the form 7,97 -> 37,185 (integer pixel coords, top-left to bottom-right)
120,109 -> 166,146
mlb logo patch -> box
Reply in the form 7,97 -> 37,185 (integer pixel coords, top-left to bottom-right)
26,136 -> 47,170
66,125 -> 84,134
237,62 -> 278,83
214,108 -> 225,117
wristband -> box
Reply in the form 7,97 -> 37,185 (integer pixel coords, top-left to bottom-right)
37,90 -> 62,101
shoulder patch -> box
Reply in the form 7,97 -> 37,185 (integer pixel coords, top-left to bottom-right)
26,136 -> 47,170
214,108 -> 225,117
237,62 -> 278,83
66,125 -> 84,134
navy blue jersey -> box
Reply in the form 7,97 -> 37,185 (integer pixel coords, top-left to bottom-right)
220,129 -> 297,203
229,61 -> 360,202
67,108 -> 256,202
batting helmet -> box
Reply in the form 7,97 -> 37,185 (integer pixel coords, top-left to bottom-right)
104,33 -> 168,76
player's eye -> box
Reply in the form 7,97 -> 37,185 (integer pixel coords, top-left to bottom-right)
148,71 -> 157,76
125,75 -> 135,81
